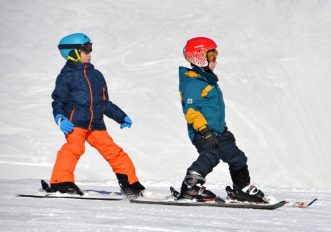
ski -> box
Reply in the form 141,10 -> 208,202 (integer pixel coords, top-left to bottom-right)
130,196 -> 286,210
224,186 -> 318,208
17,193 -> 124,201
16,180 -> 125,201
169,186 -> 317,209
130,187 -> 286,210
285,198 -> 318,208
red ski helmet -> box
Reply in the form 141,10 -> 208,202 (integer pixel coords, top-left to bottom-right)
183,37 -> 217,67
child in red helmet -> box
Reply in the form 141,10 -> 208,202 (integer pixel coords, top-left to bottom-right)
49,33 -> 145,196
178,37 -> 265,203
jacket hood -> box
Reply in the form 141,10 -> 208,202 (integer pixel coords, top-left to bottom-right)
179,66 -> 201,87
179,66 -> 190,92
179,66 -> 219,86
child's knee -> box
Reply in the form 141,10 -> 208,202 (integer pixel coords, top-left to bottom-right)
62,142 -> 85,156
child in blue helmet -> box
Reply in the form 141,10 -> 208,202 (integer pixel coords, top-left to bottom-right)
178,37 -> 266,203
50,33 -> 145,196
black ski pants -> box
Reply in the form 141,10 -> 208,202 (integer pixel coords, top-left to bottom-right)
188,129 -> 250,188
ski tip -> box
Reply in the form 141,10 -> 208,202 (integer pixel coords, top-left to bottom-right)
285,198 -> 318,208
307,198 -> 318,207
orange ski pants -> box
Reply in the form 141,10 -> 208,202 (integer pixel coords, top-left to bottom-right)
50,128 -> 139,185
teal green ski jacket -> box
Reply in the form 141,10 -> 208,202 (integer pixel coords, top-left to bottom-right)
179,66 -> 226,142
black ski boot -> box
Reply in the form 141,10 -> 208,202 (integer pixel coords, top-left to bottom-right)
180,170 -> 216,202
116,174 -> 145,197
50,182 -> 84,196
226,184 -> 265,203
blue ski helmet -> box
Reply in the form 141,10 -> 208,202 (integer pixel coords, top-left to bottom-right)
58,33 -> 91,59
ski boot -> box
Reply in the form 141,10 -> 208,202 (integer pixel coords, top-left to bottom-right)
226,184 -> 266,203
50,182 -> 84,196
180,170 -> 216,202
121,181 -> 145,197
116,174 -> 145,198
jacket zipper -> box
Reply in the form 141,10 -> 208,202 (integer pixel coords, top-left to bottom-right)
83,65 -> 94,130
102,87 -> 106,113
103,87 -> 106,101
69,105 -> 75,122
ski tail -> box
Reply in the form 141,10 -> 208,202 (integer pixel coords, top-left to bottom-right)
170,186 -> 181,199
41,180 -> 51,193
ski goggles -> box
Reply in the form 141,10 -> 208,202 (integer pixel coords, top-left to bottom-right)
58,42 -> 93,54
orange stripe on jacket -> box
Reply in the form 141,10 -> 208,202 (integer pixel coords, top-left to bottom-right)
103,87 -> 107,101
69,106 -> 75,122
83,65 -> 94,130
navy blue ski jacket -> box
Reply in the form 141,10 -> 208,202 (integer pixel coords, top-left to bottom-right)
51,61 -> 127,130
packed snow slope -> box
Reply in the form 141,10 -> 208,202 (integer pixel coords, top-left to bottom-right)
0,0 -> 331,189
1,179 -> 330,232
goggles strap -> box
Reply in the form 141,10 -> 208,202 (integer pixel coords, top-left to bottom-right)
67,49 -> 81,62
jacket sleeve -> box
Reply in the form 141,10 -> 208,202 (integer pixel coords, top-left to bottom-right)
51,73 -> 69,119
181,82 -> 208,132
102,77 -> 127,124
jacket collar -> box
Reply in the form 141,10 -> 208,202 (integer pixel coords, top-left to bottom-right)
61,61 -> 94,73
192,66 -> 219,86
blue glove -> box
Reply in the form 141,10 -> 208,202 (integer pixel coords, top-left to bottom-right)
55,114 -> 74,135
120,116 -> 132,129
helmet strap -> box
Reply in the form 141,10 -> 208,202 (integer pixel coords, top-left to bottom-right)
67,49 -> 82,63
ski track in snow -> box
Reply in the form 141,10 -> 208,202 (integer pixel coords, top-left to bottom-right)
0,179 -> 330,232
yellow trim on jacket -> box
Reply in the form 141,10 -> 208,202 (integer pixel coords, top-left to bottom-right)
185,108 -> 207,132
201,85 -> 213,98
185,71 -> 199,78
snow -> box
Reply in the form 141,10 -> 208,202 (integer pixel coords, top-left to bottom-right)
1,179 -> 330,232
0,0 -> 331,231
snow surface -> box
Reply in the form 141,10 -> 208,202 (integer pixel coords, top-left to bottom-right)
1,0 -> 331,231
1,179 -> 330,232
